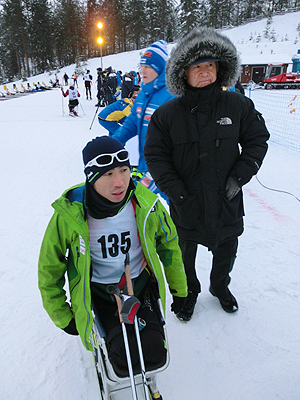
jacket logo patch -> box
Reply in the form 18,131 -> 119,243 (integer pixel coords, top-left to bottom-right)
137,107 -> 142,113
79,235 -> 85,255
217,117 -> 232,125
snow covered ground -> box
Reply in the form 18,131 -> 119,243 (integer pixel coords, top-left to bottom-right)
1,12 -> 300,400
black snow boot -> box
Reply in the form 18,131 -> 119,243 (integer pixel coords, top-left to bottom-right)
209,286 -> 238,313
176,291 -> 198,322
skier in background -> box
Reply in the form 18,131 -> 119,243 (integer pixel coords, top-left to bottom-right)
63,72 -> 69,86
72,72 -> 78,88
83,69 -> 93,100
61,85 -> 81,116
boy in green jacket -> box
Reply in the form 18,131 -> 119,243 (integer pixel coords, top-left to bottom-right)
38,136 -> 187,374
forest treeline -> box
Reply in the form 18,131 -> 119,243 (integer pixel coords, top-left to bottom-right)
0,0 -> 299,83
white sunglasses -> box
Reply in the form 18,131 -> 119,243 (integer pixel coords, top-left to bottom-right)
84,149 -> 129,169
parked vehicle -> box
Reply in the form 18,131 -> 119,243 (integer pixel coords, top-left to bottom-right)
263,63 -> 300,89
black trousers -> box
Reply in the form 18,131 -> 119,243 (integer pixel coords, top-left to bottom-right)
68,99 -> 78,112
91,283 -> 166,377
85,82 -> 91,98
179,237 -> 238,296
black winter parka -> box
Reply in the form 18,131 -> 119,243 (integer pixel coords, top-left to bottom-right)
144,83 -> 270,250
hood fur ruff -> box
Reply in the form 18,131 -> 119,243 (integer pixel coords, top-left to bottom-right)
166,27 -> 241,97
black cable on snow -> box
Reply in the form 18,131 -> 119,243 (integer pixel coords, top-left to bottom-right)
255,175 -> 300,203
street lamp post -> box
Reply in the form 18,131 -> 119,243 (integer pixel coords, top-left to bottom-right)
97,22 -> 103,70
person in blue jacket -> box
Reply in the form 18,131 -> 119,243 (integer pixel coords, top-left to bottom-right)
112,40 -> 173,203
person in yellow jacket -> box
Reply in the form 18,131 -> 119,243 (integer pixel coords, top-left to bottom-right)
98,89 -> 140,136
38,136 -> 187,374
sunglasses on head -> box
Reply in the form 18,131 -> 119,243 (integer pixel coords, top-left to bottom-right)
84,149 -> 129,169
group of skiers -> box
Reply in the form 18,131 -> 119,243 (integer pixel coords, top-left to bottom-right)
95,67 -> 141,106
40,29 -> 270,398
61,66 -> 142,116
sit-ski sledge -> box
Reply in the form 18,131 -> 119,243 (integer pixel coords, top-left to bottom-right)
89,254 -> 170,400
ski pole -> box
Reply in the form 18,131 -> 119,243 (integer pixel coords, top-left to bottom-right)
79,102 -> 86,115
113,291 -> 138,400
61,87 -> 65,116
124,255 -> 152,400
89,105 -> 100,130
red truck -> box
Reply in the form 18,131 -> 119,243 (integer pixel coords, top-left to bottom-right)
263,63 -> 300,89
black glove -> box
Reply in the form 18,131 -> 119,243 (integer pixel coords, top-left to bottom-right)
171,296 -> 187,314
225,176 -> 241,201
62,319 -> 79,336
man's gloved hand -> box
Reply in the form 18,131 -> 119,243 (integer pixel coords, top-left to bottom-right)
171,296 -> 187,314
62,319 -> 79,336
225,176 -> 241,201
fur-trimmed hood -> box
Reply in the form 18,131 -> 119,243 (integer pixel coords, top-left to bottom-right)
166,27 -> 241,97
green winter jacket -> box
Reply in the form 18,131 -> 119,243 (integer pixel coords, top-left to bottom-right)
38,181 -> 187,351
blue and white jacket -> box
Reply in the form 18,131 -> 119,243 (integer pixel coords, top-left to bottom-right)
112,69 -> 174,173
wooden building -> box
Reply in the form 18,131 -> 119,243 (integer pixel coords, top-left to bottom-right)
240,62 -> 289,84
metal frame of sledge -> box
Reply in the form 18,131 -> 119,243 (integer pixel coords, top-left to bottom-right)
90,296 -> 170,400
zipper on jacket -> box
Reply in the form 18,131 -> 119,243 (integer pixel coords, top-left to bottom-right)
83,249 -> 90,349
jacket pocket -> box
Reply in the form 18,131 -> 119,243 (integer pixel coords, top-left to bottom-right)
219,191 -> 244,225
68,246 -> 81,293
170,196 -> 199,230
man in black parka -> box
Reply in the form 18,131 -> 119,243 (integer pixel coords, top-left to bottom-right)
144,27 -> 270,321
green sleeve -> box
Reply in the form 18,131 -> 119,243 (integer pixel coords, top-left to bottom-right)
38,212 -> 74,329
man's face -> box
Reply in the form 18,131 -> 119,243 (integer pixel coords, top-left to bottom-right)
140,65 -> 158,85
131,89 -> 140,100
93,166 -> 131,203
186,61 -> 217,88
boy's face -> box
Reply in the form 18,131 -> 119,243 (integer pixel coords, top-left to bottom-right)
93,166 -> 131,203
140,65 -> 158,85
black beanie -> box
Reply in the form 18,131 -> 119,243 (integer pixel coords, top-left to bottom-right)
82,136 -> 130,184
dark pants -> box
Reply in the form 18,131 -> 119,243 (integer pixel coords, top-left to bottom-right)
68,99 -> 78,112
106,90 -> 116,105
85,82 -> 91,98
91,283 -> 166,377
179,237 -> 238,296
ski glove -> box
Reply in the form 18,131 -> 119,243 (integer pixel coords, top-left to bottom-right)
225,176 -> 241,201
171,296 -> 187,314
62,318 -> 79,336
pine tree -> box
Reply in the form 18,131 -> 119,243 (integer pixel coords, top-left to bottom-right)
52,0 -> 84,66
128,0 -> 146,49
27,0 -> 54,73
1,0 -> 30,79
144,0 -> 177,44
178,0 -> 202,34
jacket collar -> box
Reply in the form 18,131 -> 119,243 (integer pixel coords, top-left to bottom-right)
141,68 -> 167,96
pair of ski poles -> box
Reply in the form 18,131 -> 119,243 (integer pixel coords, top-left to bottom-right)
61,88 -> 85,116
113,253 -> 152,400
